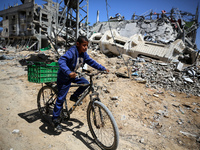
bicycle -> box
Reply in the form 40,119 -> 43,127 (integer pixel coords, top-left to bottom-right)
37,71 -> 119,150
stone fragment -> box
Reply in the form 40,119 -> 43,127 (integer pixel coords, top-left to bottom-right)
155,123 -> 162,129
180,131 -> 198,138
182,103 -> 192,108
12,129 -> 20,134
103,88 -> 110,93
178,141 -> 183,144
187,70 -> 196,76
170,93 -> 176,97
197,137 -> 200,143
183,77 -> 193,83
156,110 -> 163,115
139,138 -> 145,143
176,62 -> 184,71
156,91 -> 164,94
131,72 -> 138,76
172,102 -> 180,107
121,115 -> 126,120
192,108 -> 198,113
159,63 -> 168,66
179,107 -> 185,114
153,94 -> 159,98
135,77 -> 146,84
169,77 -> 175,82
177,119 -> 183,124
110,96 -> 118,100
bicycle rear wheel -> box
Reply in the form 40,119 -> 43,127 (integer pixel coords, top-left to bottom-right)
37,85 -> 57,121
87,100 -> 119,150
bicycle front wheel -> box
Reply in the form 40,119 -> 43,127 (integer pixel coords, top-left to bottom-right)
37,86 -> 57,121
87,100 -> 119,150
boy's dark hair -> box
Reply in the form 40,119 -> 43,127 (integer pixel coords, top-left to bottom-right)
77,36 -> 88,43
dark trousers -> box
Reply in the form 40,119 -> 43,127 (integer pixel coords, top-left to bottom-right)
52,77 -> 89,120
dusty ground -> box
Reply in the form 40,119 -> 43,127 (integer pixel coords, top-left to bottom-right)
0,49 -> 200,150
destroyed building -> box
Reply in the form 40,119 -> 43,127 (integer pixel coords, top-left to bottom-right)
0,0 -> 66,50
89,7 -> 199,64
0,0 -> 199,64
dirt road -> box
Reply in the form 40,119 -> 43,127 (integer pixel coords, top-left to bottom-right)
0,50 -> 199,150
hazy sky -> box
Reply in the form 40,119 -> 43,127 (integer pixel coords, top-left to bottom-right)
0,0 -> 199,49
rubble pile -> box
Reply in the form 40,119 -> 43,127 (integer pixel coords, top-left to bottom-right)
130,57 -> 200,96
89,8 -> 199,64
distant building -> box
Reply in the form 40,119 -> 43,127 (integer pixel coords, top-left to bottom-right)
0,0 -> 65,50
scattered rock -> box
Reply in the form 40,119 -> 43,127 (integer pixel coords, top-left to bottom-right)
103,88 -> 110,93
153,94 -> 159,98
177,119 -> 183,124
110,96 -> 118,100
183,77 -> 193,83
197,137 -> 200,143
192,108 -> 198,113
179,107 -> 185,114
135,77 -> 146,84
180,131 -> 198,138
172,102 -> 180,107
170,93 -> 176,97
182,103 -> 192,108
139,138 -> 145,144
121,115 -> 126,120
176,62 -> 184,71
178,140 -> 183,145
115,72 -> 129,78
12,129 -> 20,134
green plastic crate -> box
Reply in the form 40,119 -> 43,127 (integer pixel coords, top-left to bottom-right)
28,62 -> 59,83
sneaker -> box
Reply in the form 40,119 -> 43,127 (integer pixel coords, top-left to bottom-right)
70,95 -> 79,102
52,119 -> 63,132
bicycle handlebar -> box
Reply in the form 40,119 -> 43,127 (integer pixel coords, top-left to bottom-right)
69,71 -> 107,87
76,71 -> 108,78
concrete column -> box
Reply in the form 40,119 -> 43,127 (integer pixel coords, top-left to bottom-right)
96,10 -> 99,23
86,0 -> 89,38
76,0 -> 79,39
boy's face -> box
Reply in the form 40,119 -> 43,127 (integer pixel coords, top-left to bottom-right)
77,40 -> 88,54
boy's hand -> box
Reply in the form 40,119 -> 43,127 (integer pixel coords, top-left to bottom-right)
105,69 -> 109,73
69,72 -> 77,78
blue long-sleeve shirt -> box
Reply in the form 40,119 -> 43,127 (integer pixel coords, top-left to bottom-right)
57,45 -> 106,80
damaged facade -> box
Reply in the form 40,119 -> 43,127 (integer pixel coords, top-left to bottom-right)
89,7 -> 199,64
0,0 -> 66,50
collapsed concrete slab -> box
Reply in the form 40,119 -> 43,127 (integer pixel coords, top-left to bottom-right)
90,8 -> 199,64
90,29 -> 187,62
99,30 -> 129,55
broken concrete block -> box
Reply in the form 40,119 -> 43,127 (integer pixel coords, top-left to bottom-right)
183,77 -> 193,83
176,62 -> 184,71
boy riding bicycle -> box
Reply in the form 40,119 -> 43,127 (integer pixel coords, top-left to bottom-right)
52,36 -> 108,131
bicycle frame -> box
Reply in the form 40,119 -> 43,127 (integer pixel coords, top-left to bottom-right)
64,74 -> 100,115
